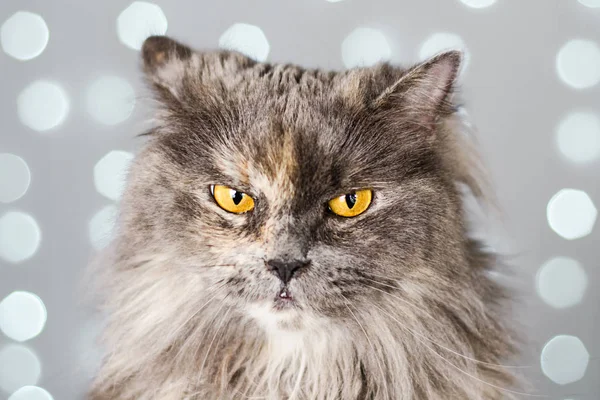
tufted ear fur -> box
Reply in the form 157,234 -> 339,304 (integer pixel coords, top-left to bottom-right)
141,35 -> 257,104
372,50 -> 463,133
141,36 -> 196,101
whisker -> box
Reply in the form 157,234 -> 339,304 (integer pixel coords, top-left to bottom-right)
198,303 -> 232,386
339,293 -> 389,399
373,302 -> 547,398
168,280 -> 228,345
363,282 -> 532,369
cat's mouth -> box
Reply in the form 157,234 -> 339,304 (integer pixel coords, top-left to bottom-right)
273,286 -> 296,311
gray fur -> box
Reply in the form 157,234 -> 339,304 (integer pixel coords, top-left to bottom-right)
89,36 -> 519,400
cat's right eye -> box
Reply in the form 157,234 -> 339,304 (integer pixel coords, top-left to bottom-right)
328,189 -> 372,217
211,185 -> 255,214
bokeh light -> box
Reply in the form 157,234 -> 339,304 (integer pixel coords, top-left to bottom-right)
341,27 -> 391,68
8,386 -> 54,400
547,189 -> 597,240
94,150 -> 134,201
0,291 -> 47,342
89,205 -> 118,250
419,32 -> 470,73
86,76 -> 135,125
0,211 -> 41,263
556,111 -> 600,164
0,345 -> 41,393
219,23 -> 270,62
17,81 -> 69,132
541,335 -> 589,385
117,1 -> 168,51
556,39 -> 600,89
536,257 -> 588,309
459,0 -> 497,8
1,11 -> 49,61
0,154 -> 31,203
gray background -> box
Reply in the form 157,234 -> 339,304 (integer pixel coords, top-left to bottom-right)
0,0 -> 598,399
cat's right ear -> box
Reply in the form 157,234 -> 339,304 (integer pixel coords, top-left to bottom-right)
141,36 -> 194,101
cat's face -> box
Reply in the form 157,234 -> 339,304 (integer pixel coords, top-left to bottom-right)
121,36 -> 467,331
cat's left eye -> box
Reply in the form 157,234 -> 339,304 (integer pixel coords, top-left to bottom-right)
328,189 -> 372,218
211,185 -> 255,214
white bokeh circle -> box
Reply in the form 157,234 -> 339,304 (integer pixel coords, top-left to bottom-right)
342,27 -> 391,68
86,76 -> 135,125
219,23 -> 270,62
419,32 -> 469,73
536,257 -> 588,309
94,150 -> 134,201
0,291 -> 47,342
556,112 -> 600,163
459,0 -> 497,8
547,189 -> 597,240
1,11 -> 49,61
0,211 -> 41,263
578,0 -> 600,8
17,81 -> 69,132
0,154 -> 31,203
556,39 -> 600,89
9,386 -> 54,400
0,345 -> 41,393
541,335 -> 589,385
117,1 -> 168,51
89,205 -> 118,250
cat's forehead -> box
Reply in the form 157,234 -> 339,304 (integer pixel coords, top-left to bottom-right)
215,129 -> 300,206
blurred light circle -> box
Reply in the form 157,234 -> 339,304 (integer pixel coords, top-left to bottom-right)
219,23 -> 270,62
342,27 -> 391,68
0,211 -> 41,263
117,1 -> 168,51
578,0 -> 600,7
0,154 -> 31,203
541,335 -> 589,385
1,11 -> 49,61
0,291 -> 47,342
547,189 -> 597,240
556,112 -> 600,163
9,386 -> 54,400
419,32 -> 470,73
86,76 -> 135,125
17,81 -> 69,132
0,345 -> 41,393
556,39 -> 600,89
536,257 -> 588,309
459,0 -> 497,8
94,150 -> 134,201
89,205 -> 118,250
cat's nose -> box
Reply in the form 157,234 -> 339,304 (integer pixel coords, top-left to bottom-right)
266,259 -> 310,285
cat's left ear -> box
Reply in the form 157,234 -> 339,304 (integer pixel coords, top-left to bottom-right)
372,50 -> 462,132
141,36 -> 195,101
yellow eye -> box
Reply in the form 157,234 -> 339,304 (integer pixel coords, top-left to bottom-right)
212,185 -> 255,214
328,189 -> 372,218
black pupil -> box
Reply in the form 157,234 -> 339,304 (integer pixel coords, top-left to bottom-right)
231,191 -> 244,205
345,193 -> 357,209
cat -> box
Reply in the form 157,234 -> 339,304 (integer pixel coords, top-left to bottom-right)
89,35 -> 519,400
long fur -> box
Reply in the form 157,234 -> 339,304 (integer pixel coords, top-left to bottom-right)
89,36 -> 520,399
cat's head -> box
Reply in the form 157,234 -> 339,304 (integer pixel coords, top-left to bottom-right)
117,36 -> 478,332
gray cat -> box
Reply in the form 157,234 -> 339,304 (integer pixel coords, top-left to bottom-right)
89,35 -> 519,399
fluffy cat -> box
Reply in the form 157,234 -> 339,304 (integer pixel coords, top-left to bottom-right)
89,35 -> 519,399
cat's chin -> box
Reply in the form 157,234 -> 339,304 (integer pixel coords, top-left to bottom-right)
246,299 -> 305,332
